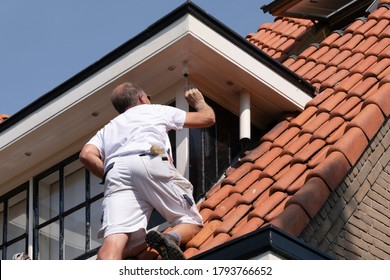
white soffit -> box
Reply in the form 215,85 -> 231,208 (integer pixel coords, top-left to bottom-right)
0,10 -> 312,190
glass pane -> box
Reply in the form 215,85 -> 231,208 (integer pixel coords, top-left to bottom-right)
39,221 -> 59,260
64,208 -> 85,260
39,171 -> 60,224
64,161 -> 85,211
6,238 -> 26,260
0,202 -> 4,245
90,173 -> 103,198
8,191 -> 27,237
204,127 -> 217,189
90,198 -> 103,251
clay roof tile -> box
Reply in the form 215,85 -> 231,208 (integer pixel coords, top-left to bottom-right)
305,88 -> 335,108
292,138 -> 326,164
186,220 -> 223,249
298,44 -> 319,59
286,176 -> 330,218
252,147 -> 283,170
312,116 -> 345,141
344,18 -> 366,34
239,177 -> 274,205
364,82 -> 390,116
347,103 -> 386,140
337,52 -> 365,70
329,126 -> 369,166
354,18 -> 378,35
367,19 -> 390,37
221,162 -> 253,186
349,76 -> 379,98
326,49 -> 352,67
340,34 -> 365,51
306,151 -> 351,191
216,204 -> 252,234
334,73 -> 364,92
331,96 -> 361,120
368,6 -> 389,20
231,216 -> 265,239
249,191 -> 288,219
269,204 -> 310,236
302,63 -> 327,81
353,36 -> 378,53
321,68 -> 350,89
365,58 -> 390,77
284,133 -> 312,155
320,31 -> 343,47
350,55 -> 378,74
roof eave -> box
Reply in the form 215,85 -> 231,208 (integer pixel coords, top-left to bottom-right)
190,224 -> 334,260
0,1 -> 315,134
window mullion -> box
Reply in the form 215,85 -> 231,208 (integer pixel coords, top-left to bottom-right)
85,169 -> 91,253
59,168 -> 65,260
2,200 -> 8,259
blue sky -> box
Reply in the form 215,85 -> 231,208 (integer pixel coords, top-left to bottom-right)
0,0 -> 274,116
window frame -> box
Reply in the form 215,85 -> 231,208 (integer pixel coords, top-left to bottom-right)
33,153 -> 103,260
0,182 -> 29,259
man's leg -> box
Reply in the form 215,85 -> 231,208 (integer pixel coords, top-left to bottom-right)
122,242 -> 148,259
97,233 -> 130,260
170,223 -> 201,244
146,223 -> 201,260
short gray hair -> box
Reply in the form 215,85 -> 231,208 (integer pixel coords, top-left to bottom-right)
111,82 -> 144,113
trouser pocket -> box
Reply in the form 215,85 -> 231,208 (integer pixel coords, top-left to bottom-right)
140,155 -> 174,182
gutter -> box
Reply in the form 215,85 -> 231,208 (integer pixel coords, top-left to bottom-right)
190,224 -> 334,260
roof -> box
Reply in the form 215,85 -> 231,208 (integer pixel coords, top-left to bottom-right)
0,2 -> 314,135
139,0 -> 389,259
246,16 -> 316,62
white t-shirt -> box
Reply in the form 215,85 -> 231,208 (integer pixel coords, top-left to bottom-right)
87,104 -> 186,169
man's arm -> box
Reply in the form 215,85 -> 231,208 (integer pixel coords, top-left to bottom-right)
79,144 -> 104,179
183,85 -> 216,128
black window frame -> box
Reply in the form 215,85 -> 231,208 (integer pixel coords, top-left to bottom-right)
0,182 -> 29,259
33,153 -> 103,260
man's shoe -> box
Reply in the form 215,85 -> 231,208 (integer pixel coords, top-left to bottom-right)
145,230 -> 185,260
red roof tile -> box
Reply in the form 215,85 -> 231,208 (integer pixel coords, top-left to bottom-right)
246,17 -> 316,62
287,176 -> 330,218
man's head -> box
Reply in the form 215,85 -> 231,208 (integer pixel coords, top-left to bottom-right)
111,82 -> 150,113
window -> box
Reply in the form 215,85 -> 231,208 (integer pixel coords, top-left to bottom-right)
33,154 -> 103,260
189,97 -> 263,200
0,183 -> 29,259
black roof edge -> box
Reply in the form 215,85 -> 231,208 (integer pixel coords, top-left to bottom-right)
190,224 -> 334,260
0,1 -> 315,133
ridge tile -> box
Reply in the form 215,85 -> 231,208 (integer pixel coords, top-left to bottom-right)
347,103 -> 386,140
306,151 -> 351,191
364,82 -> 390,116
329,126 -> 369,166
286,177 -> 330,218
269,204 -> 311,236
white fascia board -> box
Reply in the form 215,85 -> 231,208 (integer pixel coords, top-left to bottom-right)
0,15 -> 191,150
187,15 -> 311,109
